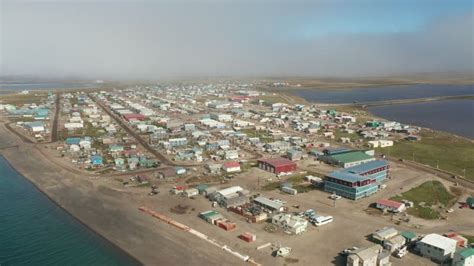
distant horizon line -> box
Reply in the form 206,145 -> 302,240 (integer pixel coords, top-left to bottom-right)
1,71 -> 473,83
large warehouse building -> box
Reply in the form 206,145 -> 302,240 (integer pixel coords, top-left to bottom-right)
319,148 -> 375,168
258,158 -> 297,174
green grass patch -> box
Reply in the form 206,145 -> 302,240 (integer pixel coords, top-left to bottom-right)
293,184 -> 317,193
462,235 -> 474,244
380,130 -> 474,180
0,93 -> 48,105
256,94 -> 289,105
391,181 -> 456,220
261,181 -> 280,191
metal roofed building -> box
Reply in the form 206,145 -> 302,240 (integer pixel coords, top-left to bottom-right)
372,227 -> 399,243
453,248 -> 474,266
254,196 -> 284,212
319,150 -> 375,168
258,158 -> 297,174
324,171 -> 378,200
417,233 -> 457,263
217,186 -> 243,197
324,160 -> 390,200
344,160 -> 390,183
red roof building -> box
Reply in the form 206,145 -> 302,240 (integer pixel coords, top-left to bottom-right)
223,162 -> 241,173
376,199 -> 406,213
123,113 -> 146,121
444,233 -> 468,247
258,158 -> 297,174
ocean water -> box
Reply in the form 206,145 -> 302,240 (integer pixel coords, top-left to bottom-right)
0,155 -> 140,266
293,84 -> 474,103
368,99 -> 474,139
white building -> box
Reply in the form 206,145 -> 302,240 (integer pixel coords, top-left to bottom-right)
417,234 -> 457,263
223,162 -> 241,173
271,213 -> 308,235
368,140 -> 394,148
210,113 -> 232,122
64,122 -> 84,130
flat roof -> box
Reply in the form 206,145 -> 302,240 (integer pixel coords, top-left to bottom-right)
346,160 -> 389,174
254,196 -> 283,210
420,234 -> 457,251
326,171 -> 369,183
330,151 -> 374,164
458,248 -> 474,258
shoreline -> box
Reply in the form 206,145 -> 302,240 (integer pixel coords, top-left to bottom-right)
0,122 -> 241,266
0,153 -> 143,265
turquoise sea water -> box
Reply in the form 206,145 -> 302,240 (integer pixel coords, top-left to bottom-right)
0,155 -> 140,266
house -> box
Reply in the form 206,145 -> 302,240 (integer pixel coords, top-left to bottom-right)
168,138 -> 188,147
224,150 -> 239,160
206,163 -> 222,174
417,234 -> 457,263
452,248 -> 474,266
184,188 -> 199,198
271,213 -> 308,235
444,233 -> 468,248
368,140 -> 394,148
65,137 -> 81,146
400,231 -> 417,244
372,227 -> 398,244
175,167 -> 187,175
376,199 -> 406,213
346,244 -> 389,266
114,158 -> 125,168
123,113 -> 146,121
223,162 -> 241,173
287,149 -> 303,161
258,158 -> 297,175
90,155 -> 103,166
24,121 -> 45,132
383,235 -> 406,252
210,113 -> 232,122
466,197 -> 474,208
64,122 -> 84,130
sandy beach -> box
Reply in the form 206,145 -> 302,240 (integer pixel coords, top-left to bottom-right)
0,122 -> 241,266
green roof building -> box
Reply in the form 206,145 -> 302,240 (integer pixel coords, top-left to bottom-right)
401,231 -> 417,242
326,150 -> 376,168
453,248 -> 474,266
466,197 -> 474,208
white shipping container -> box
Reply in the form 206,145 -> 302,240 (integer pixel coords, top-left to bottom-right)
281,186 -> 298,195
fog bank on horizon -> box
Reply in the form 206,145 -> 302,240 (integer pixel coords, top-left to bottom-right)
1,0 -> 473,80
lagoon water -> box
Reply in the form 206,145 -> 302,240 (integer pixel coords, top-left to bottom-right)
368,99 -> 474,139
293,84 -> 474,139
293,84 -> 474,103
0,155 -> 140,266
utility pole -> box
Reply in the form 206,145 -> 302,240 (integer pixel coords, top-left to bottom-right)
436,160 -> 439,169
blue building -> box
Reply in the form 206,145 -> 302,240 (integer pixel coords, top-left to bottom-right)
90,155 -> 103,165
343,160 -> 390,184
65,137 -> 81,145
324,160 -> 389,200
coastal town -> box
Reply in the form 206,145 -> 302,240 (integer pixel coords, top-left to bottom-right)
0,81 -> 473,266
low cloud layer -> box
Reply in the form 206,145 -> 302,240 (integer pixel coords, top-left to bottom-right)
1,1 -> 473,80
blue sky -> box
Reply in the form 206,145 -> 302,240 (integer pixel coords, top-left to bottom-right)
1,0 -> 473,79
